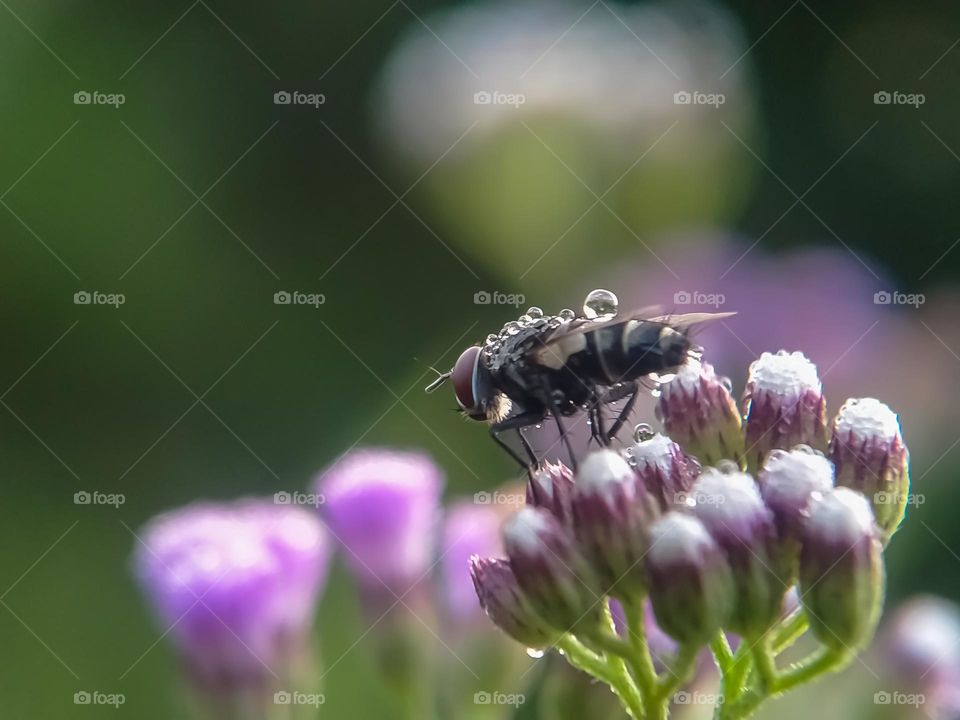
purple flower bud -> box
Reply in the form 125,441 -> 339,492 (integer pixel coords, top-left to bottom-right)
880,595 -> 960,696
742,351 -> 827,471
134,500 -> 330,694
503,507 -> 602,633
758,447 -> 835,580
829,398 -> 910,538
571,450 -> 659,599
441,502 -> 503,620
469,556 -> 559,649
799,488 -> 883,649
316,449 -> 443,596
526,460 -> 575,526
656,359 -> 744,466
646,512 -> 735,646
626,432 -> 701,511
690,467 -> 784,637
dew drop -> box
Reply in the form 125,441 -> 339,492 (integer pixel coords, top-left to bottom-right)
719,376 -> 734,393
486,334 -> 498,344
583,288 -> 619,319
526,648 -> 545,659
559,308 -> 576,321
633,423 -> 655,442
518,314 -> 532,324
715,459 -> 740,474
527,307 -> 544,319
504,321 -> 521,336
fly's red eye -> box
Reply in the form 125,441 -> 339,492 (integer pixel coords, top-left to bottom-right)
451,346 -> 481,413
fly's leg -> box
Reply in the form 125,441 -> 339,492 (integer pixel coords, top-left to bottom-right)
599,381 -> 640,444
490,411 -> 546,471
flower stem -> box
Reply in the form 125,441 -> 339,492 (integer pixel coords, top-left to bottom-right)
771,610 -> 809,654
710,632 -> 734,675
557,636 -> 646,719
622,599 -> 659,705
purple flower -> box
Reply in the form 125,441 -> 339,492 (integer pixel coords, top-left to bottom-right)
656,359 -> 743,466
626,431 -> 701,510
799,488 -> 883,649
134,500 -> 330,693
742,351 -> 828,471
469,556 -> 559,649
440,501 -> 503,620
571,450 -> 658,599
880,595 -> 960,697
646,512 -> 735,646
316,449 -> 444,595
526,460 -> 575,527
829,397 -> 910,538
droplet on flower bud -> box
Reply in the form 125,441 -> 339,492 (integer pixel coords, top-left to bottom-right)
829,398 -> 910,539
503,507 -> 603,634
656,359 -> 744,466
742,351 -> 827,472
469,556 -> 559,649
799,488 -> 884,650
526,460 -> 575,527
690,468 -> 785,638
646,513 -> 735,646
571,450 -> 659,599
627,432 -> 701,511
758,446 -> 835,581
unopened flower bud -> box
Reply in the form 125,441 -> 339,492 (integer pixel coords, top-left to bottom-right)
627,433 -> 701,511
571,450 -> 659,599
646,513 -> 735,646
742,351 -> 827,471
799,488 -> 884,650
526,460 -> 575,526
503,507 -> 602,633
657,359 -> 743,465
829,398 -> 910,538
690,467 -> 784,638
759,447 -> 835,580
469,556 -> 559,649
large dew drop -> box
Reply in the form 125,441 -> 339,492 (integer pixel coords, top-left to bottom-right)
583,288 -> 618,319
526,647 -> 545,659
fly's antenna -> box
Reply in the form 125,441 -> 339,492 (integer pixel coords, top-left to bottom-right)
423,365 -> 451,393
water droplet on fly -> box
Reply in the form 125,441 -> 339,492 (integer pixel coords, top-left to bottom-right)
504,321 -> 521,336
526,648 -> 545,659
720,376 -> 733,393
633,423 -> 654,442
518,314 -> 532,324
559,308 -> 576,321
583,288 -> 618,319
486,334 -> 498,344
527,307 -> 544,319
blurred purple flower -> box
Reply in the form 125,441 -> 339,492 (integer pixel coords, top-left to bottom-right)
440,501 -> 503,619
134,500 -> 330,692
316,449 -> 444,595
880,595 -> 960,698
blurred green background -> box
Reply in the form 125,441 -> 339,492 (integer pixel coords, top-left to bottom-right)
2,1 -> 960,717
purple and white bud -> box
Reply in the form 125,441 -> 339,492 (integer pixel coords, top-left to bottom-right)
690,467 -> 784,638
526,460 -> 575,527
758,447 -> 835,580
656,359 -> 744,466
469,556 -> 560,649
742,351 -> 827,471
880,595 -> 960,697
799,488 -> 884,650
627,432 -> 701,511
646,512 -> 735,646
503,507 -> 603,633
829,398 -> 910,538
571,450 -> 659,599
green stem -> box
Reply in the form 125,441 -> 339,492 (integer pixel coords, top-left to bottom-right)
750,635 -> 777,695
771,610 -> 809,654
710,632 -> 734,676
622,599 -> 660,704
654,645 -> 699,703
557,636 -> 646,720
